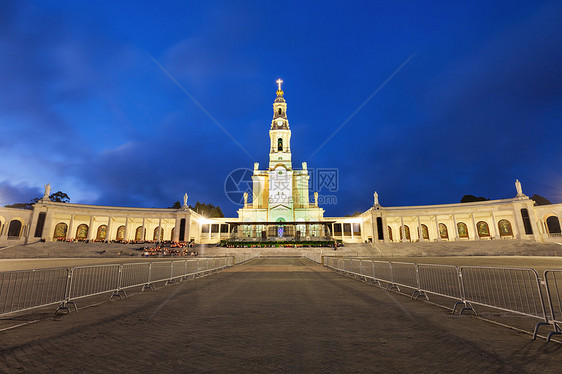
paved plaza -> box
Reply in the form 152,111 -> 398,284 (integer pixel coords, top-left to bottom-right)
1,257 -> 562,373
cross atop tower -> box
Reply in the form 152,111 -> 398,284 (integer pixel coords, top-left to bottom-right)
276,78 -> 283,91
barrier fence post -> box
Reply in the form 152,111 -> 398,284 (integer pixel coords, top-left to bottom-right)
387,262 -> 399,292
111,264 -> 127,300
142,263 -> 155,291
55,268 -> 76,315
412,265 -> 428,300
534,270 -> 562,342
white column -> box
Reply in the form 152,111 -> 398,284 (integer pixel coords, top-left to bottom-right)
400,217 -> 406,243
490,211 -> 499,239
185,214 -> 191,243
157,217 -> 162,243
371,213 -> 378,243
141,218 -> 146,241
417,216 -> 423,242
124,217 -> 130,241
434,216 -> 442,242
68,215 -> 75,240
471,213 -> 479,240
87,216 -> 95,241
43,209 -> 54,241
106,216 -> 113,242
173,216 -> 180,242
452,214 -> 459,241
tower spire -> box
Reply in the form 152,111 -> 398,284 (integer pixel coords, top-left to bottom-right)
276,78 -> 284,98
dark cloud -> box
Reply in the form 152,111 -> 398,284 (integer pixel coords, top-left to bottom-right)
0,181 -> 41,207
1,0 -> 561,217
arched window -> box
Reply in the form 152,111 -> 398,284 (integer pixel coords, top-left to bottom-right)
546,216 -> 561,235
277,138 -> 283,151
388,226 -> 393,241
498,219 -> 513,237
154,227 -> 164,241
439,223 -> 448,239
477,221 -> 490,237
457,222 -> 469,238
400,225 -> 410,241
135,226 -> 144,241
116,225 -> 125,241
53,222 -> 68,239
8,220 -> 22,238
96,225 -> 107,240
421,224 -> 429,240
76,224 -> 89,239
278,108 -> 282,115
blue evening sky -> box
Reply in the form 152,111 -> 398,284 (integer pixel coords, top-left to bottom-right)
1,0 -> 561,217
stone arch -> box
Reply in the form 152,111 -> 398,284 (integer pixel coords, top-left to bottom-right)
76,224 -> 89,240
96,225 -> 107,240
7,219 -> 23,238
53,222 -> 68,239
116,225 -> 125,241
439,223 -> 449,239
400,225 -> 411,241
387,226 -> 393,241
477,221 -> 490,238
153,226 -> 164,241
0,216 -> 5,236
135,226 -> 144,241
497,219 -> 513,237
421,224 -> 429,240
546,216 -> 561,235
457,222 -> 469,238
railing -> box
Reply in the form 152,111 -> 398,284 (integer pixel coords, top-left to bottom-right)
0,255 -> 257,317
323,257 -> 561,342
541,270 -> 562,341
0,268 -> 68,315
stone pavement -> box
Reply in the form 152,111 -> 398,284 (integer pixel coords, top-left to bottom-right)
1,257 -> 561,373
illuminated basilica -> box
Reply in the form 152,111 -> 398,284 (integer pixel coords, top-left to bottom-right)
0,81 -> 561,247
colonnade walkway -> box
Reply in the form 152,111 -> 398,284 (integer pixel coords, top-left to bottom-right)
1,257 -> 562,373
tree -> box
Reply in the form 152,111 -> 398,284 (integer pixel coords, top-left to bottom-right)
461,195 -> 489,203
531,194 -> 551,206
49,191 -> 70,203
4,191 -> 70,209
344,211 -> 362,217
168,201 -> 181,209
189,201 -> 224,218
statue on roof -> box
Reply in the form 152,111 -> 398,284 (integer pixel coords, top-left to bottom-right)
44,183 -> 51,199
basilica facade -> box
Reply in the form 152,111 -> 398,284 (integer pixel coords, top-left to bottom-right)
1,81 -> 561,247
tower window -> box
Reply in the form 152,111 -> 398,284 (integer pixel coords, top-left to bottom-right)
278,108 -> 282,115
278,138 -> 283,151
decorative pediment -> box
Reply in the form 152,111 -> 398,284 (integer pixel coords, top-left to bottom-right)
270,204 -> 291,211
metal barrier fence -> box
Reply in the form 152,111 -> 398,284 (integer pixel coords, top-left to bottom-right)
0,268 -> 68,315
1,255 -> 257,317
541,270 -> 562,341
323,256 -> 562,342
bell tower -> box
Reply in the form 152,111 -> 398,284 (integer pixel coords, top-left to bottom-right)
269,79 -> 292,170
